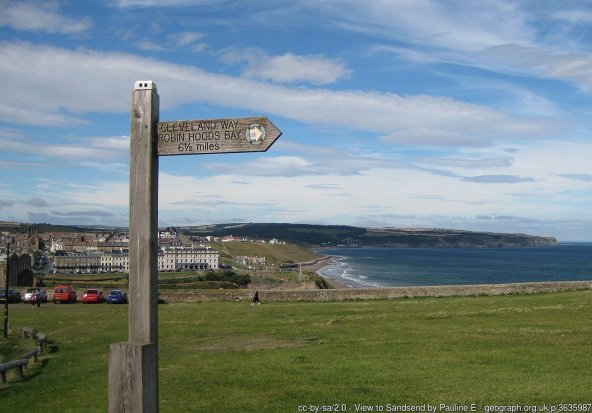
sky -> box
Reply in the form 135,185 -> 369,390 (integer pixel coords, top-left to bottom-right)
0,0 -> 591,241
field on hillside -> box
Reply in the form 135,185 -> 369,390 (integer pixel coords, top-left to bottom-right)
1,291 -> 591,412
211,240 -> 320,264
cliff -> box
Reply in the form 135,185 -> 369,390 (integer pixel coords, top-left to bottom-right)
357,227 -> 559,248
183,223 -> 559,248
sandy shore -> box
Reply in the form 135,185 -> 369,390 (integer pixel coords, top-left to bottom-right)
300,255 -> 353,289
322,276 -> 352,289
299,255 -> 333,272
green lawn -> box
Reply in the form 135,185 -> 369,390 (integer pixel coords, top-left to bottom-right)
1,290 -> 591,412
210,241 -> 320,264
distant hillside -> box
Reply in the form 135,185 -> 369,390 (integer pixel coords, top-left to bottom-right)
0,221 -> 124,233
210,241 -> 319,264
184,223 -> 366,245
4,220 -> 558,248
183,223 -> 559,248
358,227 -> 558,248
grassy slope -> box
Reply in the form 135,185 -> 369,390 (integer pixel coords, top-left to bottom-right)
2,291 -> 591,411
211,241 -> 320,264
0,335 -> 35,363
41,241 -> 320,288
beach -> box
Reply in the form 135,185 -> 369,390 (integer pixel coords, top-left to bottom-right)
323,277 -> 352,289
299,255 -> 353,289
314,244 -> 592,289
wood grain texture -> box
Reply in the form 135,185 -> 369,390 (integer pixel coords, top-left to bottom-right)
109,343 -> 158,413
128,88 -> 159,345
157,116 -> 281,156
109,86 -> 159,413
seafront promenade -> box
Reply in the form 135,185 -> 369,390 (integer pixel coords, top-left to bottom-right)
158,280 -> 592,303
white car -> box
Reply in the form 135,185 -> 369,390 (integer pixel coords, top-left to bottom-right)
23,287 -> 48,303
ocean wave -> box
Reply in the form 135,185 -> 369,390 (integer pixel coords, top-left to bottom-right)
319,245 -> 592,288
319,257 -> 385,288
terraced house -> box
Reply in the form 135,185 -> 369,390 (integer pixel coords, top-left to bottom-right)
53,246 -> 219,273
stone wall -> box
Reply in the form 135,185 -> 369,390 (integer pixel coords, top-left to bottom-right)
0,253 -> 34,287
158,280 -> 592,303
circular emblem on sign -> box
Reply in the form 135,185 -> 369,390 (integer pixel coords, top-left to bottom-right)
245,123 -> 266,144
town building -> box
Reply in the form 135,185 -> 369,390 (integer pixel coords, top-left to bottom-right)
158,227 -> 178,239
235,256 -> 266,269
53,246 -> 219,273
54,252 -> 102,273
160,246 -> 219,271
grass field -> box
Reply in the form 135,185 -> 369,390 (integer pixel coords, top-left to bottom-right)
211,241 -> 320,264
1,290 -> 591,412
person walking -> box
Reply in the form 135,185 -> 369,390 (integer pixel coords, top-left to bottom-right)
251,290 -> 260,305
35,290 -> 41,308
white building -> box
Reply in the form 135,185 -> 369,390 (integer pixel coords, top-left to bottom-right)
159,246 -> 219,271
158,227 -> 178,239
53,246 -> 219,273
101,250 -> 129,272
50,238 -> 64,253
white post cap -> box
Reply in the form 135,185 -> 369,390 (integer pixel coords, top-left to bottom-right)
134,80 -> 157,91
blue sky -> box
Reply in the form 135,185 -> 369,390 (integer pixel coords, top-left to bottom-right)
1,0 -> 591,241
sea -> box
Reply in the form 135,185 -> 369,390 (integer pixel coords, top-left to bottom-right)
318,243 -> 592,288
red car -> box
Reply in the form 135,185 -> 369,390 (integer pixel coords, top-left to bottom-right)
53,285 -> 77,303
82,288 -> 105,304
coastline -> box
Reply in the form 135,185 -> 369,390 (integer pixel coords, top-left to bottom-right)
310,254 -> 379,289
300,255 -> 354,289
321,271 -> 353,289
307,243 -> 592,290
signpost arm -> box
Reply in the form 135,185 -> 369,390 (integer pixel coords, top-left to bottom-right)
109,81 -> 159,413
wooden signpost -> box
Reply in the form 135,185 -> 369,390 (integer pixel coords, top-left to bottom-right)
158,117 -> 281,156
108,81 -> 281,412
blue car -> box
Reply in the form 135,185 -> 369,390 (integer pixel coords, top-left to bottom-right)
0,289 -> 21,303
107,290 -> 128,304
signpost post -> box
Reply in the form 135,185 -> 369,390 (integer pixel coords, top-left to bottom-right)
108,81 -> 281,412
3,240 -> 11,339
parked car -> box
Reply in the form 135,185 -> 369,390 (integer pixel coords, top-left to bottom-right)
82,288 -> 105,304
107,290 -> 128,304
0,289 -> 22,303
53,285 -> 77,303
23,287 -> 48,303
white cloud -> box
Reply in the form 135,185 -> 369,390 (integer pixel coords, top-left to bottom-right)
0,178 -> 129,226
198,144 -> 424,177
480,44 -> 592,91
114,0 -> 222,7
25,197 -> 48,207
136,31 -> 207,53
58,182 -> 129,209
557,174 -> 592,182
0,102 -> 86,127
136,40 -> 164,51
301,1 -> 592,92
416,156 -> 513,169
462,174 -> 536,184
0,199 -> 15,208
221,48 -> 351,85
87,136 -> 130,150
553,9 -> 592,25
168,31 -> 205,47
0,1 -> 92,34
0,129 -> 129,161
308,0 -> 535,52
0,42 -> 551,148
